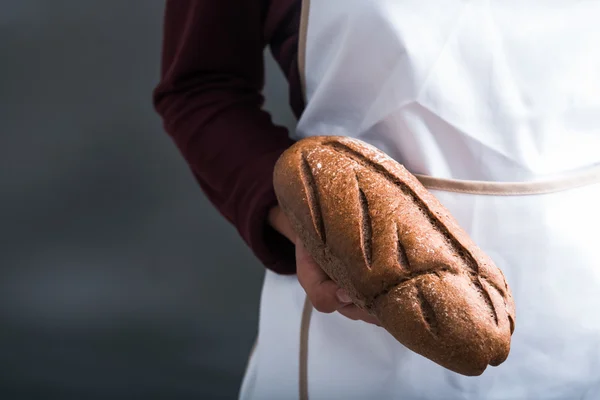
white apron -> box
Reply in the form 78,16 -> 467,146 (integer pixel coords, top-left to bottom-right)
240,1 -> 600,399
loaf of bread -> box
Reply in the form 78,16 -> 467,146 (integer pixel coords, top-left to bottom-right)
272,136 -> 516,376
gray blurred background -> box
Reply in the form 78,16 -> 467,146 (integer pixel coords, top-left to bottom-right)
0,1 -> 296,399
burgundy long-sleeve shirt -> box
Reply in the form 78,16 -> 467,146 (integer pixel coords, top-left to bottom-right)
153,0 -> 303,274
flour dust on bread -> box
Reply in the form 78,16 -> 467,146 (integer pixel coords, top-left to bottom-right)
273,136 -> 516,376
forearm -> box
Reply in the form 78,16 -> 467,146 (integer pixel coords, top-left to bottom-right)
153,0 -> 300,273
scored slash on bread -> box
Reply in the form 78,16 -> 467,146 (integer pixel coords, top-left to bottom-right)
273,136 -> 516,376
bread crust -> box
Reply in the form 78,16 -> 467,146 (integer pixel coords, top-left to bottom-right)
273,136 -> 516,376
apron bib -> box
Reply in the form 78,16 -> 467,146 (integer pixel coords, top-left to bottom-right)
240,1 -> 600,399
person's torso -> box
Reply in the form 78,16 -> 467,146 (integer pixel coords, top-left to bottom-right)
296,0 -> 600,182
243,2 -> 600,399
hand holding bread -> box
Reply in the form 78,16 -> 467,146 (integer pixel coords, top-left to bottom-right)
268,206 -> 380,325
272,136 -> 516,376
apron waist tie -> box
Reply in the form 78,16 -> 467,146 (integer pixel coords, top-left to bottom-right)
413,164 -> 600,196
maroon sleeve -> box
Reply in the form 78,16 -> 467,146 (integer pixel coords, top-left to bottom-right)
152,0 -> 303,274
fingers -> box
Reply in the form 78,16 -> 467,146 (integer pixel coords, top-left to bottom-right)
296,240 -> 381,326
338,304 -> 381,326
296,241 -> 350,313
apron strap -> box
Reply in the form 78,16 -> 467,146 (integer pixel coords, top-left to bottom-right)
299,296 -> 313,400
414,165 -> 600,196
298,0 -> 310,104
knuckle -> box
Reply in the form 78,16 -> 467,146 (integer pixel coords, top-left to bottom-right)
311,292 -> 337,313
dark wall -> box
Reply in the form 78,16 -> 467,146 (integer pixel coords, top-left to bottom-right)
0,1 -> 296,399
